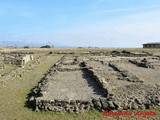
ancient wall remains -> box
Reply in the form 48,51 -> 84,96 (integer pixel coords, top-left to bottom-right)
0,52 -> 33,66
28,54 -> 160,113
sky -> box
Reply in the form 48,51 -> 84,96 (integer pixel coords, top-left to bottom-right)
0,0 -> 160,48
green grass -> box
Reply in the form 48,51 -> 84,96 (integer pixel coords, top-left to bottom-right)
0,55 -> 63,120
0,64 -> 17,75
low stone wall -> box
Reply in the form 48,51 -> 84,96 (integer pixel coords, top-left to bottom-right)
129,59 -> 154,69
0,53 -> 33,66
109,62 -> 143,82
35,99 -> 93,112
57,67 -> 83,72
28,56 -> 160,113
84,61 -> 160,111
81,62 -> 109,95
22,54 -> 34,64
110,50 -> 151,57
29,58 -> 111,112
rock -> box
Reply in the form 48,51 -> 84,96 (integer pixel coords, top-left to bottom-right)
73,106 -> 79,113
92,99 -> 102,110
57,106 -> 63,112
35,107 -> 40,112
107,94 -> 114,101
83,105 -> 90,110
131,102 -> 138,109
70,100 -> 77,106
143,99 -> 152,109
107,101 -> 115,110
61,100 -> 69,106
113,100 -> 121,110
68,108 -> 74,113
48,106 -> 54,111
138,104 -> 145,110
135,98 -> 143,105
49,100 -> 54,104
151,95 -> 160,105
127,102 -> 132,109
122,101 -> 128,110
107,97 -> 113,101
44,106 -> 48,111
29,96 -> 34,102
79,104 -> 85,110
101,101 -> 108,110
155,96 -> 160,105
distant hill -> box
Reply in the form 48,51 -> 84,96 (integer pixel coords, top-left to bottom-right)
0,41 -> 25,47
0,41 -> 54,47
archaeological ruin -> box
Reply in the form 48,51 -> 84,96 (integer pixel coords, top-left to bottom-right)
0,52 -> 33,67
28,51 -> 160,113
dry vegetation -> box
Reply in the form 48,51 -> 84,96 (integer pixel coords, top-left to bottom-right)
0,48 -> 160,120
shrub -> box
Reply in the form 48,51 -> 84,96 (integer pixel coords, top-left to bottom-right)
24,46 -> 29,48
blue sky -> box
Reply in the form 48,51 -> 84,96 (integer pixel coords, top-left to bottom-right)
0,0 -> 160,47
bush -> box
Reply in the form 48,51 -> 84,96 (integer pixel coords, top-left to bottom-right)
40,45 -> 51,48
24,46 -> 29,48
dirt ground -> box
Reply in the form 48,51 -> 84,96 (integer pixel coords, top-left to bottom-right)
0,48 -> 160,120
44,70 -> 105,100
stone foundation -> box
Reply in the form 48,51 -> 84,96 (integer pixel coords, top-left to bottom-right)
129,59 -> 154,69
28,55 -> 160,113
0,52 -> 33,66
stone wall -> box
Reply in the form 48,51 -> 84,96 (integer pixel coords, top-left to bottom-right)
108,62 -> 143,82
22,54 -> 34,65
110,50 -> 151,57
29,57 -> 111,113
0,55 -> 4,64
0,53 -> 33,66
129,59 -> 154,69
28,55 -> 160,113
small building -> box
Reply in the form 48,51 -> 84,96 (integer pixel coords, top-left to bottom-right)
143,42 -> 160,48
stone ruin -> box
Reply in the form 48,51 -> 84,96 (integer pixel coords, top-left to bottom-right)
49,50 -> 152,57
110,50 -> 152,57
28,52 -> 160,113
0,52 -> 34,67
129,58 -> 154,69
29,56 -> 108,113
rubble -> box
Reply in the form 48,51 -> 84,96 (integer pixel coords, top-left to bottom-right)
28,53 -> 160,113
129,58 -> 154,69
110,50 -> 152,57
0,52 -> 33,67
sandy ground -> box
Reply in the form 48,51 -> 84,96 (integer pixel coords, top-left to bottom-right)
44,70 -> 106,101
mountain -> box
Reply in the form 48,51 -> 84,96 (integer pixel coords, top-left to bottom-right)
0,40 -> 61,48
0,41 -> 25,47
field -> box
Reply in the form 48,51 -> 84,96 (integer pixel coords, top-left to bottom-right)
0,47 -> 160,120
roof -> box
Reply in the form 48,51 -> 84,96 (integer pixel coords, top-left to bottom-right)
143,42 -> 160,45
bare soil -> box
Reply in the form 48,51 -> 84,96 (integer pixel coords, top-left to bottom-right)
44,70 -> 105,101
